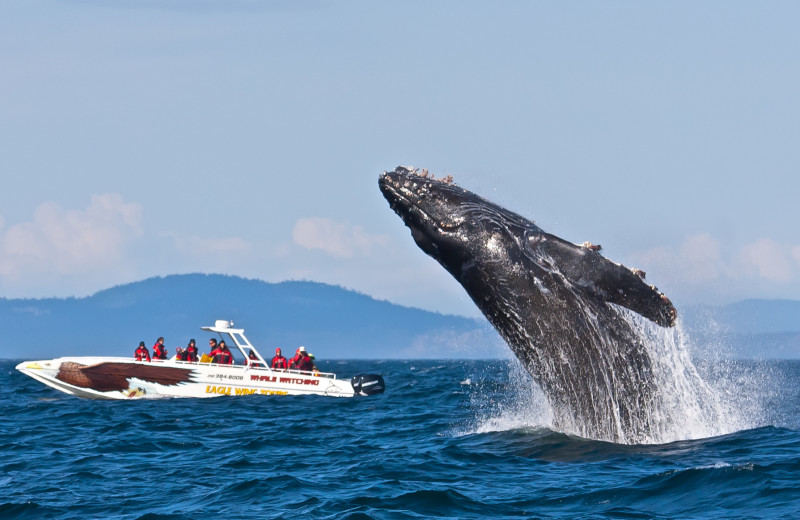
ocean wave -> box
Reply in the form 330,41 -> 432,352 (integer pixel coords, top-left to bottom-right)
3,359 -> 799,519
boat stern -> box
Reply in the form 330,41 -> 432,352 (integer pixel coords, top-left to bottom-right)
351,374 -> 385,396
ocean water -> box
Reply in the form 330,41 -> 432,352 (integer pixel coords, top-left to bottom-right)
2,358 -> 799,519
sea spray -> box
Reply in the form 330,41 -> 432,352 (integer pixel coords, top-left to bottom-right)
461,310 -> 760,444
622,311 -> 729,443
693,353 -> 787,432
463,359 -> 553,436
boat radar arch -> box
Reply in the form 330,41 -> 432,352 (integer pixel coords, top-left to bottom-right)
201,320 -> 241,334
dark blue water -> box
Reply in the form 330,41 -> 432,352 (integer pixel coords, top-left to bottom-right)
2,359 -> 799,519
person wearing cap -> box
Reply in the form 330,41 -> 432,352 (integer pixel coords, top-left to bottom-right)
134,341 -> 151,362
290,346 -> 316,372
288,346 -> 305,370
152,337 -> 168,360
308,353 -> 319,375
186,339 -> 199,362
297,350 -> 316,372
271,347 -> 288,370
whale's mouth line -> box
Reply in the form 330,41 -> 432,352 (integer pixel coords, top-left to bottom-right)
380,169 -> 470,238
379,173 -> 441,233
380,169 -> 466,258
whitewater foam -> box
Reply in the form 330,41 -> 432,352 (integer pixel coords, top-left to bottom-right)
462,310 -> 780,444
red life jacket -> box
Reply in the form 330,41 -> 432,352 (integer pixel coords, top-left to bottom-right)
248,352 -> 262,367
186,346 -> 198,361
295,355 -> 314,372
271,355 -> 288,369
135,347 -> 151,362
153,343 -> 167,360
215,348 -> 233,365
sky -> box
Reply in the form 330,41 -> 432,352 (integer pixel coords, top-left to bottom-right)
1,1 -> 799,318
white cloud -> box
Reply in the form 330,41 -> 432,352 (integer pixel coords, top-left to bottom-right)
632,234 -> 800,305
632,234 -> 724,286
292,217 -> 390,258
0,194 -> 142,282
678,233 -> 724,283
791,245 -> 800,268
637,234 -> 800,287
739,237 -> 796,283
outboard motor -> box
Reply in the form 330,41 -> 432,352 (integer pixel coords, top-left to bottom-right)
351,374 -> 385,396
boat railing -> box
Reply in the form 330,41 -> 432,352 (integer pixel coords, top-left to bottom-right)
244,364 -> 337,379
170,359 -> 337,379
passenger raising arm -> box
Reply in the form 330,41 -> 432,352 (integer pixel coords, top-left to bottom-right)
288,346 -> 305,369
289,347 -> 316,372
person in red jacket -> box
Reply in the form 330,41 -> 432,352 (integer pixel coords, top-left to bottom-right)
208,338 -> 221,362
271,348 -> 288,370
186,339 -> 199,362
295,351 -> 317,372
213,340 -> 234,365
134,341 -> 151,362
247,351 -> 262,367
288,346 -> 305,369
175,347 -> 187,361
152,337 -> 168,360
290,347 -> 316,372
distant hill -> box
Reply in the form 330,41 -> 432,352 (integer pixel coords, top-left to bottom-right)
2,275 -> 798,360
0,274 -> 504,361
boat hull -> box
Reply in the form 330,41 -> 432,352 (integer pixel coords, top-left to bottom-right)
16,357 -> 357,399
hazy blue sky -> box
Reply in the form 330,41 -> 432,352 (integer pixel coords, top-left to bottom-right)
1,1 -> 798,317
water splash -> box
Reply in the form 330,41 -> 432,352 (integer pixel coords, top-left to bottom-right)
463,309 -> 775,445
465,360 -> 553,436
622,312 -> 729,443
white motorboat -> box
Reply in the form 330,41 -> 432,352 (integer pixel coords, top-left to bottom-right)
15,320 -> 385,400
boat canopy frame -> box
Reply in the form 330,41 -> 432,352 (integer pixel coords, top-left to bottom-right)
199,320 -> 336,379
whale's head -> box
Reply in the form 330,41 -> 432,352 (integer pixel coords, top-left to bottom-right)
379,166 -> 676,328
379,166 -> 533,275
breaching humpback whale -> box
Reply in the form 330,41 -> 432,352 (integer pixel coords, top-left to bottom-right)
379,166 -> 679,443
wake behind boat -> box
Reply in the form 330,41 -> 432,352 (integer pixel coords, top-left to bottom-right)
16,320 -> 385,399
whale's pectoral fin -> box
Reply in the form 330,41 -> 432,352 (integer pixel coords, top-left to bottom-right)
535,235 -> 677,327
593,261 -> 677,327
